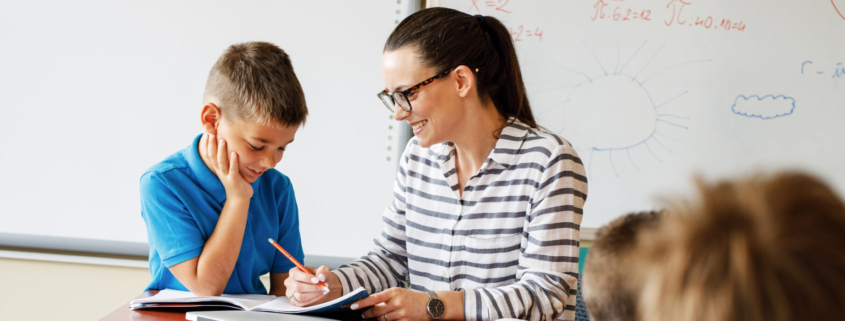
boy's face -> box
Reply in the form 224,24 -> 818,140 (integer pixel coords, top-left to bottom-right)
214,117 -> 298,183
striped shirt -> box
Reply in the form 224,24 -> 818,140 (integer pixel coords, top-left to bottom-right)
332,118 -> 588,321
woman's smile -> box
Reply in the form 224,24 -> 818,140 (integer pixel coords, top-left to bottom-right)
410,120 -> 428,134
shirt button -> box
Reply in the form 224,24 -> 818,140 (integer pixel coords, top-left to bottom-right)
444,235 -> 452,243
441,269 -> 449,277
554,302 -> 562,309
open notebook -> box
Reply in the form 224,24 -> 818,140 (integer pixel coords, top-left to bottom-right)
130,287 -> 369,314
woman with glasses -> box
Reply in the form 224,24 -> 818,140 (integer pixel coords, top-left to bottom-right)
284,7 -> 587,321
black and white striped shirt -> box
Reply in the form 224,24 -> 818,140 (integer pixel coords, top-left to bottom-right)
332,118 -> 588,321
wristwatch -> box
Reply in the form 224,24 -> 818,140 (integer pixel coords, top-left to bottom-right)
426,291 -> 445,320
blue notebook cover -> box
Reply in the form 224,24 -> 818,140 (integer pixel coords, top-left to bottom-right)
250,287 -> 370,314
304,287 -> 370,314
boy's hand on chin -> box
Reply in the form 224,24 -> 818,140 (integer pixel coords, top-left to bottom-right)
206,133 -> 253,201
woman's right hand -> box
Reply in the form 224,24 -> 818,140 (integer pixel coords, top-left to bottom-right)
284,265 -> 343,306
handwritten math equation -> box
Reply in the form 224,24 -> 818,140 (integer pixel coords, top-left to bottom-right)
591,0 -> 746,32
802,60 -> 845,85
469,0 -> 512,13
510,25 -> 543,41
468,0 -> 545,42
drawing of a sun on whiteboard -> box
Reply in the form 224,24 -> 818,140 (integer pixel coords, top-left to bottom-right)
535,41 -> 710,180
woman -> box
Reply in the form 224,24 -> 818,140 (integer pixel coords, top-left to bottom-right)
285,7 -> 587,321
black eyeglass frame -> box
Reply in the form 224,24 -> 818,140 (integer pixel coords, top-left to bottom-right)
377,68 -> 455,113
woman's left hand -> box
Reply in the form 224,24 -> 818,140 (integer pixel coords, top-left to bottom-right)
353,288 -> 432,321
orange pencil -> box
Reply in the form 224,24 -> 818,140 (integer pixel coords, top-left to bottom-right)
268,238 -> 330,293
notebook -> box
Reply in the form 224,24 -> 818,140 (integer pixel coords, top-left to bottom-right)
186,311 -> 337,321
131,287 -> 369,314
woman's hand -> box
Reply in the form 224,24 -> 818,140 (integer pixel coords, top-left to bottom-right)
284,265 -> 342,306
354,288 -> 432,321
205,133 -> 253,201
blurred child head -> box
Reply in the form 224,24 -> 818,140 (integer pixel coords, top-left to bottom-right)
200,42 -> 308,182
582,211 -> 663,321
637,172 -> 845,321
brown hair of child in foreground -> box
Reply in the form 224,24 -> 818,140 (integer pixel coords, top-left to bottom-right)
636,172 -> 845,321
582,211 -> 663,321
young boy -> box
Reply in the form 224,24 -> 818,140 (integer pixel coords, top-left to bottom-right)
140,42 -> 308,296
636,172 -> 845,321
581,211 -> 662,321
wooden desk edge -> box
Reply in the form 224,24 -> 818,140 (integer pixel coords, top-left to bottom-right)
100,290 -> 190,321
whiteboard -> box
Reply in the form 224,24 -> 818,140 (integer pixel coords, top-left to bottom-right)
0,0 -> 418,258
433,0 -> 845,227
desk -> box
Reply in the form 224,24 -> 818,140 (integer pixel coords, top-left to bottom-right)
100,291 -> 361,321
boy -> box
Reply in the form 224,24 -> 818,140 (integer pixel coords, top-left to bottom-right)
140,42 -> 308,296
581,211 -> 662,321
636,172 -> 845,321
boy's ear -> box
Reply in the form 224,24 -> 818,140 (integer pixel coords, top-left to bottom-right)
200,103 -> 221,134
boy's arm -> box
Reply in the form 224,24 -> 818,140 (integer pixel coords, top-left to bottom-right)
168,197 -> 250,296
168,135 -> 255,296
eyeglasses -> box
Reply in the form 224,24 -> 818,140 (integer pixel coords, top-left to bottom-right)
377,68 -> 454,113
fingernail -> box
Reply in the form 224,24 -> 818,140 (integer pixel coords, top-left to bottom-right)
219,139 -> 223,145
318,274 -> 326,282
361,314 -> 366,319
323,289 -> 329,295
311,277 -> 319,284
350,304 -> 359,310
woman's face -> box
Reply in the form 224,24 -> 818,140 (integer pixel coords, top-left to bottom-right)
381,47 -> 463,148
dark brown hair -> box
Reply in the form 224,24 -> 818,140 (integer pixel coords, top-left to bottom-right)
204,42 -> 308,127
583,211 -> 663,321
637,172 -> 845,321
384,7 -> 537,128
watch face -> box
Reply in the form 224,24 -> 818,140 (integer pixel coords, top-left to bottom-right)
428,299 -> 445,316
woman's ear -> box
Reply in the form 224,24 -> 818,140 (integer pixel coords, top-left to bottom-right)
200,103 -> 221,134
453,65 -> 475,98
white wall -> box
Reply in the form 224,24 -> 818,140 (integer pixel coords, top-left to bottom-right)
0,256 -> 151,321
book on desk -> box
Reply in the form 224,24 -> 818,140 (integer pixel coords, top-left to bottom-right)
130,287 -> 369,315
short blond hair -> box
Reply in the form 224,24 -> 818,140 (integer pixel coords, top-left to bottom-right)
637,172 -> 845,321
582,211 -> 662,321
204,42 -> 307,127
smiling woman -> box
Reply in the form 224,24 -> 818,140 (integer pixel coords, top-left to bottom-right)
284,7 -> 588,321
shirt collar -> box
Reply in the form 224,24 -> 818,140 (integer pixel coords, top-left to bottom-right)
488,117 -> 530,167
429,117 -> 529,167
184,134 -> 260,204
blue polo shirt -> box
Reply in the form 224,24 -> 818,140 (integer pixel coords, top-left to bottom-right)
140,134 -> 303,294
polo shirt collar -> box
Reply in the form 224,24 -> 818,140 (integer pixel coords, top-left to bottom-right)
184,134 -> 260,204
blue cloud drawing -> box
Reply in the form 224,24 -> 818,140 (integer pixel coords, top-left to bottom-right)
731,95 -> 796,119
